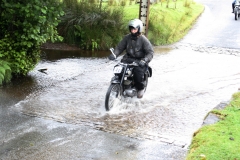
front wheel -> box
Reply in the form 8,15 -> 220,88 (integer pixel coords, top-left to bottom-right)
105,84 -> 121,111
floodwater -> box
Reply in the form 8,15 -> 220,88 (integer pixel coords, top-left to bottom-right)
2,45 -> 240,149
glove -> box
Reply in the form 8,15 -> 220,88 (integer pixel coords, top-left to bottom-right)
139,60 -> 146,67
108,54 -> 115,60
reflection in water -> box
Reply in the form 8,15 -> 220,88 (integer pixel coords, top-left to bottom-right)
154,46 -> 172,54
0,75 -> 37,105
41,49 -> 110,61
4,75 -> 36,95
40,46 -> 172,62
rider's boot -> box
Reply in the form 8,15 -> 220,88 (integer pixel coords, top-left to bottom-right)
137,89 -> 145,98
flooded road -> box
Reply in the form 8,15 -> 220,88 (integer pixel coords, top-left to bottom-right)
2,47 -> 240,159
12,46 -> 240,144
1,0 -> 240,159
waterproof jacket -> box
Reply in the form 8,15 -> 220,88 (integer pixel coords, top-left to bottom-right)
114,33 -> 154,64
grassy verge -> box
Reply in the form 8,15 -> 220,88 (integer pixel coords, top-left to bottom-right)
186,92 -> 240,160
122,0 -> 204,45
58,0 -> 204,49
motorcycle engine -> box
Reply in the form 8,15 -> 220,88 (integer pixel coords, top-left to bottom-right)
123,88 -> 137,97
124,79 -> 131,85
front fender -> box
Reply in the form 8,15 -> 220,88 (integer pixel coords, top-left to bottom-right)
111,79 -> 121,83
111,76 -> 121,83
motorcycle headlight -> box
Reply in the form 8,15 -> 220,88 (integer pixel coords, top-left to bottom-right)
125,70 -> 132,77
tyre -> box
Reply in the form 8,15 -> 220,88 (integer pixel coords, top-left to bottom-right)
105,84 -> 121,111
143,73 -> 149,93
235,11 -> 238,20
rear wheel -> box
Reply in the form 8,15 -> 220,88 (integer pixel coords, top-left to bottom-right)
143,73 -> 149,93
235,10 -> 238,20
105,84 -> 121,111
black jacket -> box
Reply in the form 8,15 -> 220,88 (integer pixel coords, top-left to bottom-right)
114,34 -> 154,64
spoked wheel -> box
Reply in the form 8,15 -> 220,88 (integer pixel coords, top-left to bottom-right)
105,84 -> 121,111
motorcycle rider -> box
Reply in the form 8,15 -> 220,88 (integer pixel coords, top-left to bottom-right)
108,19 -> 154,98
233,0 -> 236,13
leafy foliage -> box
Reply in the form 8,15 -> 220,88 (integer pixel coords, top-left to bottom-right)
0,0 -> 64,76
58,0 -> 125,50
0,60 -> 12,85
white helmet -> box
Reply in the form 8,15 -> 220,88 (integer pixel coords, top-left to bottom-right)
128,19 -> 143,33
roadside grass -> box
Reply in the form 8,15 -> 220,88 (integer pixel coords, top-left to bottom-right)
59,0 -> 204,49
186,92 -> 240,160
122,0 -> 204,45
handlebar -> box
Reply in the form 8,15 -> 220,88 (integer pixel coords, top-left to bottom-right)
109,47 -> 138,66
119,61 -> 139,67
109,48 -> 116,59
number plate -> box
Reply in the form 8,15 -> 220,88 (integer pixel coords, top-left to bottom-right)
113,66 -> 123,74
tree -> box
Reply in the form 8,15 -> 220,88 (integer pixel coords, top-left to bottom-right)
0,0 -> 64,78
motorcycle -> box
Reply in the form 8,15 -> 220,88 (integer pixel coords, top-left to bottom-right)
104,48 -> 152,111
234,0 -> 240,20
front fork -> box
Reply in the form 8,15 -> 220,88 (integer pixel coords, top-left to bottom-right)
110,76 -> 123,96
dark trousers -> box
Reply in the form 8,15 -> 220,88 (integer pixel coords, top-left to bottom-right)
133,66 -> 147,90
233,0 -> 236,11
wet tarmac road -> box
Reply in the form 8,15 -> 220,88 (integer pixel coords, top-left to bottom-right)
181,0 -> 240,49
1,0 -> 240,159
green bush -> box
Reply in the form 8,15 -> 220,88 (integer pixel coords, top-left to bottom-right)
58,1 -> 125,50
0,60 -> 12,85
0,0 -> 64,76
